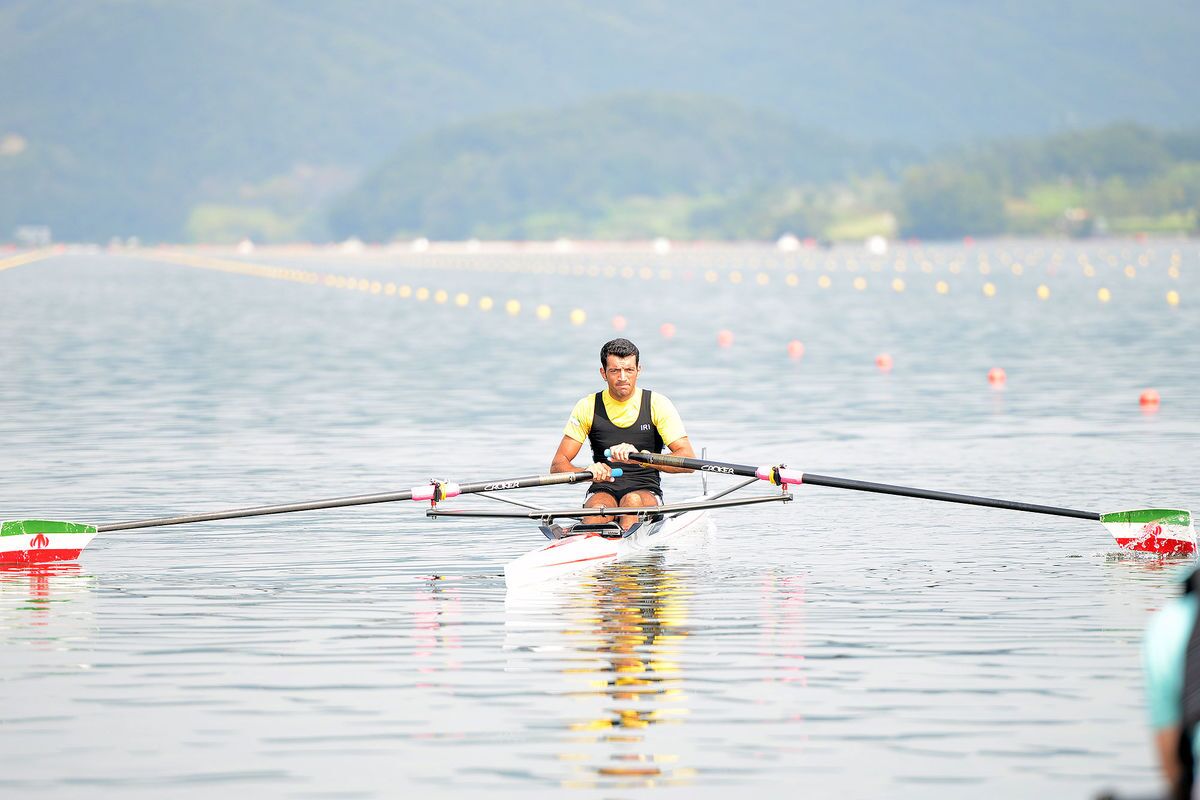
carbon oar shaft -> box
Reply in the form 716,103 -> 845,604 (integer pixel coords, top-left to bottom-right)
97,470 -> 600,532
799,473 -> 1099,520
623,452 -> 1100,521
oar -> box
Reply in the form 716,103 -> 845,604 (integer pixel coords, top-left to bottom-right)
614,450 -> 1195,556
0,469 -> 617,565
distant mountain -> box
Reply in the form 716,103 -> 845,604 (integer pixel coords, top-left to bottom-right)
328,94 -> 913,240
1,0 -> 1197,241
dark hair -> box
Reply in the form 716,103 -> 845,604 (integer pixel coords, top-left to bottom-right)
600,338 -> 640,367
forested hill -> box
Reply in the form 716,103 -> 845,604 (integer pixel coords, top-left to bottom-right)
328,94 -> 914,241
2,0 -> 1198,241
330,111 -> 1200,242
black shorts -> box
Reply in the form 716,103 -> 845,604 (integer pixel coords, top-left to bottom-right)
586,486 -> 664,505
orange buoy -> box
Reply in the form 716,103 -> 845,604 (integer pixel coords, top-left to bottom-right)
612,315 -> 627,331
717,329 -> 734,348
988,367 -> 1007,386
787,340 -> 805,359
660,322 -> 676,339
1140,389 -> 1161,407
875,353 -> 893,372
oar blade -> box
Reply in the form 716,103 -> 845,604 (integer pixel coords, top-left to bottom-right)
0,520 -> 99,565
1101,509 -> 1195,556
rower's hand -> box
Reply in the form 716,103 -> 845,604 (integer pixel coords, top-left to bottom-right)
607,443 -> 640,464
587,462 -> 615,482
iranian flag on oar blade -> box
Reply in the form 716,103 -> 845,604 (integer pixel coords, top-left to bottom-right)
1101,509 -> 1195,556
0,520 -> 98,565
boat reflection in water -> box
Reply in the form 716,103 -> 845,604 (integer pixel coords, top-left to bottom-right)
506,555 -> 697,791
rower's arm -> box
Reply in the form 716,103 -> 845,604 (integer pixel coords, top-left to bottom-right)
552,435 -> 613,482
1153,725 -> 1181,788
551,435 -> 583,473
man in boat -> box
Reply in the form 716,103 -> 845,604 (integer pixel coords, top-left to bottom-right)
550,337 -> 695,531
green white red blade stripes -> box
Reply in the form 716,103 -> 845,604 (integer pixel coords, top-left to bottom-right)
0,520 -> 98,565
1101,509 -> 1195,555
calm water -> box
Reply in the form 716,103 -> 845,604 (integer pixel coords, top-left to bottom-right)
1,241 -> 1197,798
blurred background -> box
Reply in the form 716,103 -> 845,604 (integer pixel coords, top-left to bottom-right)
2,0 -> 1198,247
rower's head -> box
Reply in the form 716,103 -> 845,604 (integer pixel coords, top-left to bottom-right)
600,338 -> 641,401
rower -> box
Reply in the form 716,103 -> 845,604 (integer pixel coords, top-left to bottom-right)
550,337 -> 695,531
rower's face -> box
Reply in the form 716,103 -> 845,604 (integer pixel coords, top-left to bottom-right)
601,355 -> 640,400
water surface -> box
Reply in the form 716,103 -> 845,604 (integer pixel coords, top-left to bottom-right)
1,241 -> 1196,798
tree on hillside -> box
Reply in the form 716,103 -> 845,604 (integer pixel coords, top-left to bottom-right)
899,166 -> 1005,239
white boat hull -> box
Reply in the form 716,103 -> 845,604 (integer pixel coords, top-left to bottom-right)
504,504 -> 709,589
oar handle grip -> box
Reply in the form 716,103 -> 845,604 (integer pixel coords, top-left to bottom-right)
611,450 -> 803,485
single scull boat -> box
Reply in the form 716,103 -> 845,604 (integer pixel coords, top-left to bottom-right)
427,475 -> 791,588
1,453 -> 1193,585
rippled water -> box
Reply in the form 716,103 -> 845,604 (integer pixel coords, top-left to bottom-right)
1,241 -> 1197,798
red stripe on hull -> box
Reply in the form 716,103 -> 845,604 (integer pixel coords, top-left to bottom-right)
0,548 -> 83,565
538,551 -> 621,569
1116,536 -> 1195,556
